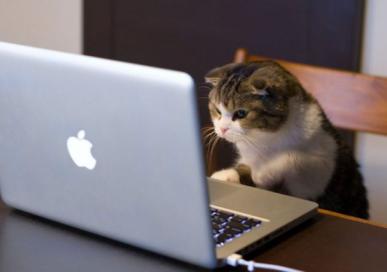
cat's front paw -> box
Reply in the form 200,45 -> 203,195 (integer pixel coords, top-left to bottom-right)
251,169 -> 281,189
211,168 -> 240,184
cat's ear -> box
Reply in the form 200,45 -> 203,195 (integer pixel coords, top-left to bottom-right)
251,79 -> 269,96
205,63 -> 237,86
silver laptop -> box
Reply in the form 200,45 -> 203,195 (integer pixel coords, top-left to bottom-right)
0,42 -> 317,269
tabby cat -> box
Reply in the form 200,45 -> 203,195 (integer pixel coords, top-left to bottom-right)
205,61 -> 369,219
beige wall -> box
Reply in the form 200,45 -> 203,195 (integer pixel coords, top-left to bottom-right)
357,0 -> 387,223
0,0 -> 386,223
0,0 -> 82,53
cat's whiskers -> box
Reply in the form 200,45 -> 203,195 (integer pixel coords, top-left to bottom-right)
239,136 -> 268,160
203,132 -> 216,142
205,133 -> 218,149
201,126 -> 215,132
208,136 -> 221,168
199,83 -> 212,90
198,96 -> 208,100
222,130 -> 244,143
201,126 -> 214,133
201,127 -> 217,141
202,129 -> 217,148
205,134 -> 218,169
245,135 -> 273,153
201,127 -> 223,172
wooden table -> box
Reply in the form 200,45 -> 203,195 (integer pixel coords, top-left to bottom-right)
1,201 -> 386,272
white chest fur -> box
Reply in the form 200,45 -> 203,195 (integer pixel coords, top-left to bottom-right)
235,99 -> 337,200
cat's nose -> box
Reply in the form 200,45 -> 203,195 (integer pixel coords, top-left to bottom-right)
220,127 -> 229,135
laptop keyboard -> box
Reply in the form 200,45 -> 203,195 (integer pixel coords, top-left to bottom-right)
211,207 -> 261,247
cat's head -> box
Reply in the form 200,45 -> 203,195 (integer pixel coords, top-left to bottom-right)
205,61 -> 306,143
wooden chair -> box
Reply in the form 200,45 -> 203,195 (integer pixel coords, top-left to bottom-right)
234,48 -> 387,135
234,48 -> 387,226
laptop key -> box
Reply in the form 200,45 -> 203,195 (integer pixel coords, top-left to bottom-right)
213,216 -> 228,225
216,233 -> 234,243
211,208 -> 262,247
217,211 -> 234,220
212,222 -> 221,230
223,226 -> 244,236
244,218 -> 262,227
228,221 -> 252,231
230,216 -> 248,223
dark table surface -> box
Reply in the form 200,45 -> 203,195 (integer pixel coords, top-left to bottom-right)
1,200 -> 387,272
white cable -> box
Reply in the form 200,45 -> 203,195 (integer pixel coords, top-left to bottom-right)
226,253 -> 303,272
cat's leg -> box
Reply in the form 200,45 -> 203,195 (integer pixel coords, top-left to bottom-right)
251,152 -> 333,199
282,152 -> 333,200
210,163 -> 257,184
210,168 -> 240,184
251,167 -> 288,194
250,156 -> 287,191
235,164 -> 256,187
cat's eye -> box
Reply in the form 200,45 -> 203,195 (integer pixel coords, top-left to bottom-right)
215,107 -> 221,115
233,109 -> 248,120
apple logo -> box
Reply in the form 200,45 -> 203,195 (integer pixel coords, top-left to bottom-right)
66,130 -> 97,170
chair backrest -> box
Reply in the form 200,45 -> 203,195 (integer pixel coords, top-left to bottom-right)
234,48 -> 387,135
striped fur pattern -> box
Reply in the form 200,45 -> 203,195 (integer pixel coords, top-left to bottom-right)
204,61 -> 369,219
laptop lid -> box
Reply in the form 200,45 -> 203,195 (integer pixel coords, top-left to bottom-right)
0,42 -> 217,268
